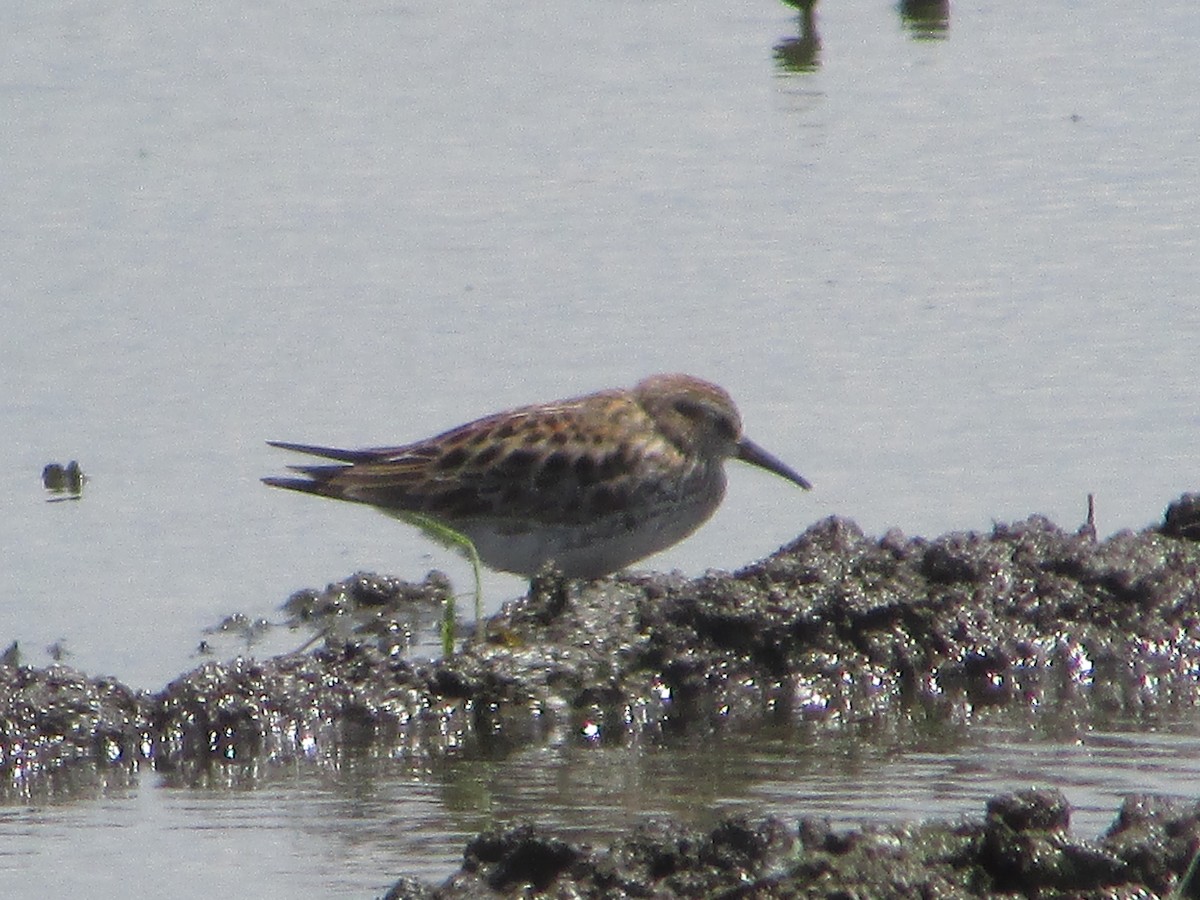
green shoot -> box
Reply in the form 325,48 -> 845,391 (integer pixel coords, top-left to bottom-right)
398,512 -> 485,651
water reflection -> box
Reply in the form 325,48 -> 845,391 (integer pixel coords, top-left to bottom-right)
6,700 -> 1200,892
423,706 -> 1200,850
899,0 -> 950,39
774,0 -> 821,74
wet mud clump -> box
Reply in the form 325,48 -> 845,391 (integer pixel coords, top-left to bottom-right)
4,496 -> 1200,893
384,789 -> 1200,899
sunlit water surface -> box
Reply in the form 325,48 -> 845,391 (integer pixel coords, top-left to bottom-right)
3,0 -> 1199,894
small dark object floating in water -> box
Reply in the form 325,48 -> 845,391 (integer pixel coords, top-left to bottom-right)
43,460 -> 86,499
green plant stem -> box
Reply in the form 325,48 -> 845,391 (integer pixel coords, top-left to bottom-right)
400,512 -> 485,651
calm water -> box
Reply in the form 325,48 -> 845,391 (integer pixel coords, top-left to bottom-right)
3,0 -> 1199,894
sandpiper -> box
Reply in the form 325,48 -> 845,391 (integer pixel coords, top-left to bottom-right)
264,373 -> 811,578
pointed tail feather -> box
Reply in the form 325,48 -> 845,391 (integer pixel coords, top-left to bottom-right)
264,440 -> 425,508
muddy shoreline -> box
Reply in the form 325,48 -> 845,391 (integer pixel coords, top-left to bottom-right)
4,495 -> 1200,896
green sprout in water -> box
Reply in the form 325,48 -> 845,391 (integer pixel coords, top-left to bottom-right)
397,512 -> 484,656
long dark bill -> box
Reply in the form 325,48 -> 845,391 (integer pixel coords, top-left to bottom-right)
736,438 -> 812,490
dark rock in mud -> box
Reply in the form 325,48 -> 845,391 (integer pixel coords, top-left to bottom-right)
383,789 -> 1200,899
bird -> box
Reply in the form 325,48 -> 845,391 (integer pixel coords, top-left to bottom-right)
263,373 -> 811,579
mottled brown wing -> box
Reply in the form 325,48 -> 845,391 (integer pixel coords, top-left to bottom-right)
265,389 -> 685,525
364,394 -> 678,525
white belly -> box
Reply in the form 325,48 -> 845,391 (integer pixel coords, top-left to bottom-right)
460,479 -> 726,578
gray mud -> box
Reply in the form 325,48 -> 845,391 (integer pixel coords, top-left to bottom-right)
383,790 -> 1200,899
5,494 -> 1200,896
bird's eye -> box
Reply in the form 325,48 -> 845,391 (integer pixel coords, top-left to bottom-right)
714,416 -> 737,440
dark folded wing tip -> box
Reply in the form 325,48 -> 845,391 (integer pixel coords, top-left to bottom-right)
266,441 -> 372,462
